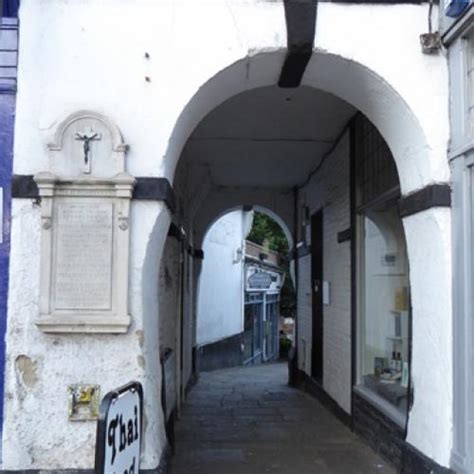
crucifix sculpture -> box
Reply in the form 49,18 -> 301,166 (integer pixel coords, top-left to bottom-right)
74,126 -> 101,174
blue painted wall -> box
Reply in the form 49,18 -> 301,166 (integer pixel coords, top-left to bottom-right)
2,1 -> 19,17
0,12 -> 18,429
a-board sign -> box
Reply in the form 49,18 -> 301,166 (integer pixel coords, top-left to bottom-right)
95,381 -> 143,474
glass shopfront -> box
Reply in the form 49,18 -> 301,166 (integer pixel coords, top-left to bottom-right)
243,290 -> 281,364
359,203 -> 410,417
354,115 -> 411,423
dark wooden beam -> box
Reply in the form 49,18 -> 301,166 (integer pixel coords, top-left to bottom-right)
278,0 -> 318,88
398,184 -> 451,218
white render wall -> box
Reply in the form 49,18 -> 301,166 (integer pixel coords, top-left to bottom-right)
297,132 -> 352,414
197,211 -> 246,346
4,199 -> 169,469
5,0 -> 452,470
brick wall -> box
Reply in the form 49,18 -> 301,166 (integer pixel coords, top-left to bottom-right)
245,240 -> 281,266
297,131 -> 352,414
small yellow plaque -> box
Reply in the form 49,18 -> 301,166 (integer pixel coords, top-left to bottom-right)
68,384 -> 100,421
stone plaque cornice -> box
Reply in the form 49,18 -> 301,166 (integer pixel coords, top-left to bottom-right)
34,171 -> 136,198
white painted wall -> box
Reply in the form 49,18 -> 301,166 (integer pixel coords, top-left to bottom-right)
5,0 -> 452,469
197,211 -> 249,346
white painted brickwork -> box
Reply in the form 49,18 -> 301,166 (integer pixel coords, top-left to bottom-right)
298,132 -> 352,414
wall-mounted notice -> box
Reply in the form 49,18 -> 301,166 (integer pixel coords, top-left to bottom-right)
34,111 -> 135,333
95,381 -> 143,474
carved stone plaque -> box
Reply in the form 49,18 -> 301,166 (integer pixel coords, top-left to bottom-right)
34,111 -> 134,333
54,199 -> 113,311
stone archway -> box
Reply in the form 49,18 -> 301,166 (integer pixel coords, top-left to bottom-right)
150,50 -> 451,466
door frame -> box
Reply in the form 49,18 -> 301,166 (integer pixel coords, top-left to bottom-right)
311,208 -> 324,384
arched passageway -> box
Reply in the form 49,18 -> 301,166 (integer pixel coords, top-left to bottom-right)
153,50 -> 451,472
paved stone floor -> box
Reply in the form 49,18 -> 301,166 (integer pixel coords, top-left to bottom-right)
170,363 -> 396,474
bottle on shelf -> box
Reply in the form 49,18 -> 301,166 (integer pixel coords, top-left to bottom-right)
390,351 -> 396,371
396,352 -> 402,372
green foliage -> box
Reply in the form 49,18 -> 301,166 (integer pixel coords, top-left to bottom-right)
247,212 -> 289,256
247,212 -> 296,318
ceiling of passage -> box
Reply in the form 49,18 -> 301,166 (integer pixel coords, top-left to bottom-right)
179,85 -> 356,188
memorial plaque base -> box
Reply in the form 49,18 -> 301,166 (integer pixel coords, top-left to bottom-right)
35,315 -> 132,334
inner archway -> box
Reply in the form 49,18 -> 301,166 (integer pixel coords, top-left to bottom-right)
196,207 -> 295,372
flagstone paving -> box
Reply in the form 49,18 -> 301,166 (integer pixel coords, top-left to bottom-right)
169,363 -> 395,474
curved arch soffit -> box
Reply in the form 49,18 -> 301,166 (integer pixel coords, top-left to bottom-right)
199,205 -> 294,253
165,50 -> 437,195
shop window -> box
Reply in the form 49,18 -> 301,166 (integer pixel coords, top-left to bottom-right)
243,292 -> 264,364
354,114 -> 411,424
360,206 -> 410,417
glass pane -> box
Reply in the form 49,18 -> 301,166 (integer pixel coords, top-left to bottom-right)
361,203 -> 410,415
254,303 -> 263,352
243,304 -> 255,361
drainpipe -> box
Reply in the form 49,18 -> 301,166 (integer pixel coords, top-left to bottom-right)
175,228 -> 185,416
288,185 -> 300,386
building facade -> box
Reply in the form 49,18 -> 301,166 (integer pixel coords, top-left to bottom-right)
196,210 -> 250,371
1,1 -> 457,473
442,2 -> 474,472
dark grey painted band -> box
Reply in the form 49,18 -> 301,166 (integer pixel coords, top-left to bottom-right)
402,443 -> 453,474
133,177 -> 176,214
293,244 -> 311,259
0,468 -> 168,474
398,184 -> 451,218
0,469 -> 168,474
194,249 -> 204,260
0,446 -> 171,474
297,369 -> 351,427
197,332 -> 243,372
167,222 -> 183,240
11,174 -> 38,199
187,246 -> 204,259
337,228 -> 352,243
167,223 -> 203,259
352,392 -> 452,473
11,175 -> 176,214
278,0 -> 318,88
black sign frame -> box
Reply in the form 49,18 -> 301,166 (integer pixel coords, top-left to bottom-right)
94,381 -> 144,474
